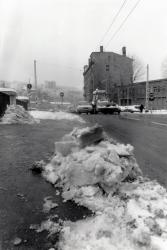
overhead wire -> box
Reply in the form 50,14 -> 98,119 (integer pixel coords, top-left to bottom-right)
105,0 -> 142,48
98,0 -> 128,46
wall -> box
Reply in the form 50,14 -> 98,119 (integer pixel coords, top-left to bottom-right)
0,93 -> 10,116
111,78 -> 167,109
83,64 -> 94,102
83,50 -> 133,102
91,52 -> 132,88
10,95 -> 16,105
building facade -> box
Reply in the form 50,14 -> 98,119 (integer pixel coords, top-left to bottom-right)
110,78 -> 167,110
44,81 -> 56,90
83,46 -> 133,102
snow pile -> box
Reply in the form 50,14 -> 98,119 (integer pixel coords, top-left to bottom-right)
1,105 -> 39,124
43,197 -> 58,213
30,219 -> 61,236
58,180 -> 167,250
148,110 -> 167,114
41,125 -> 167,250
29,110 -> 85,123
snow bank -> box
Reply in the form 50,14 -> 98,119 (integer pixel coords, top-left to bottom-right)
43,196 -> 58,213
1,105 -> 39,124
41,125 -> 167,250
149,110 -> 167,114
30,219 -> 61,236
29,110 -> 85,123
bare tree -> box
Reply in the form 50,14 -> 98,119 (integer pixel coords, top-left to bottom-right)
131,55 -> 145,83
161,56 -> 167,78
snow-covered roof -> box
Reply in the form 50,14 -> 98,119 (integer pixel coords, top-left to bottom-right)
16,96 -> 29,101
0,87 -> 17,96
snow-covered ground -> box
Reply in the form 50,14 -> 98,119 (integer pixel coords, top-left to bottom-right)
38,125 -> 167,250
49,102 -> 71,105
29,110 -> 85,123
147,110 -> 167,114
124,109 -> 167,115
119,105 -> 167,114
1,105 -> 39,124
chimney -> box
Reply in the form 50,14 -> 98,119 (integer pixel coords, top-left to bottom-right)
88,58 -> 91,66
100,46 -> 103,52
122,46 -> 126,56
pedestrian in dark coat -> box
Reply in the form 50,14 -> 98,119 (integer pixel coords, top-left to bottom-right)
139,104 -> 144,113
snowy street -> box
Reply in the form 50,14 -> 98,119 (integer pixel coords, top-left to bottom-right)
1,0 -> 167,248
84,113 -> 167,188
1,110 -> 167,249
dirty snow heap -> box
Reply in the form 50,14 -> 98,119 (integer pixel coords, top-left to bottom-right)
41,125 -> 167,250
1,105 -> 39,124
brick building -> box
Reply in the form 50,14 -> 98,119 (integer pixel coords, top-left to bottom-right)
83,46 -> 133,102
110,78 -> 167,110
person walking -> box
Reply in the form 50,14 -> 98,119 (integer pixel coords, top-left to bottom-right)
139,104 -> 144,113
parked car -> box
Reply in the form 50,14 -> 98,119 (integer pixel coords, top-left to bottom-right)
76,101 -> 93,114
120,105 -> 141,113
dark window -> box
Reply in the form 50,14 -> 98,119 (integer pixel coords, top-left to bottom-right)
153,87 -> 157,92
106,65 -> 109,71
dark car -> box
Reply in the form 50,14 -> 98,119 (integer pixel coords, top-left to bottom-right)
97,103 -> 121,114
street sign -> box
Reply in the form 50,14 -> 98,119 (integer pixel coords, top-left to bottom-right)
27,83 -> 32,90
149,92 -> 155,101
60,92 -> 64,97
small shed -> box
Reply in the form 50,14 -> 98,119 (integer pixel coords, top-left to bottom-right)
0,88 -> 17,116
16,96 -> 29,110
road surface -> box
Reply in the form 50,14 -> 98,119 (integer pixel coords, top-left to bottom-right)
0,119 -> 89,250
84,113 -> 167,188
1,111 -> 167,249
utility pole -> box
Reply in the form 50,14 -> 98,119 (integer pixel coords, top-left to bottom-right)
34,60 -> 38,106
145,64 -> 149,110
34,60 -> 37,90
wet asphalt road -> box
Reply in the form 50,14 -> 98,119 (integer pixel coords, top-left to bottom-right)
0,119 -> 90,250
1,112 -> 167,249
85,113 -> 167,188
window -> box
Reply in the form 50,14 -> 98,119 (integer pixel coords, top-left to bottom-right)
106,65 -> 109,71
153,87 -> 157,92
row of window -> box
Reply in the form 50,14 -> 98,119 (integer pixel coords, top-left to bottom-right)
150,86 -> 166,93
119,85 -> 166,96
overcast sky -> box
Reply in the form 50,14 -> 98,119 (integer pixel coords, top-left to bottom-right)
0,0 -> 167,89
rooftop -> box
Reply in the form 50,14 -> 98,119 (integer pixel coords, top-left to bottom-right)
0,87 -> 17,95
